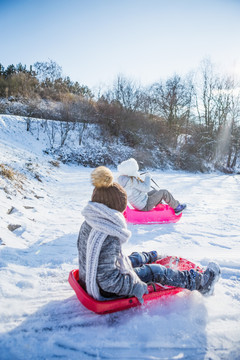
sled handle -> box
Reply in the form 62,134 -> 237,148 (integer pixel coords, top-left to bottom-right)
147,282 -> 157,292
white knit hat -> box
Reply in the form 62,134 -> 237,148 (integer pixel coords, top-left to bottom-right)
117,158 -> 139,177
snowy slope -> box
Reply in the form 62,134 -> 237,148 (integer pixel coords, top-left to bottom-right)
0,115 -> 240,360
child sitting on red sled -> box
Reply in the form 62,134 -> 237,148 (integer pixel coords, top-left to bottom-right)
117,158 -> 186,214
77,166 -> 220,304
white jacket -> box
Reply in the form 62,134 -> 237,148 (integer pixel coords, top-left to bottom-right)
118,174 -> 151,210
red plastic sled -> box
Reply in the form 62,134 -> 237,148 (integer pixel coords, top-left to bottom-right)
123,204 -> 182,224
68,256 -> 202,315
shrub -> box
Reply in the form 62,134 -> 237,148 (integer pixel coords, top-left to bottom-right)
0,164 -> 15,180
49,160 -> 60,167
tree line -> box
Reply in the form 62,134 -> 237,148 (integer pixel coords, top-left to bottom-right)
0,59 -> 239,172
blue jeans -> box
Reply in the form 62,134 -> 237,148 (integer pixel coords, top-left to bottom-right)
129,252 -> 201,291
129,251 -> 151,268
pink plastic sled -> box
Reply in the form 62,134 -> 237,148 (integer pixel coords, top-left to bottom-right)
69,256 -> 202,315
123,204 -> 182,224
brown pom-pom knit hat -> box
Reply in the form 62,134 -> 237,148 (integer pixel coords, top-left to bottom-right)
91,166 -> 127,213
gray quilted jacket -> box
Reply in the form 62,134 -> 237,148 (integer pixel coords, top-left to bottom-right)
77,220 -> 147,298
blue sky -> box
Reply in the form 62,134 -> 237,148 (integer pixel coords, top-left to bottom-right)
1,0 -> 240,89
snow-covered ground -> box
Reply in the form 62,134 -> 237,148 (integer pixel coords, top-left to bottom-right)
0,115 -> 240,360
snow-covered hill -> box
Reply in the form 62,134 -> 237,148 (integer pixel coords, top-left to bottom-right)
0,115 -> 240,360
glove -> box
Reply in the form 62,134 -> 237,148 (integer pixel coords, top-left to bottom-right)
132,282 -> 148,305
145,172 -> 151,179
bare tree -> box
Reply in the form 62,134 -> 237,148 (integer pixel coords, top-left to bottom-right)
108,75 -> 142,111
194,59 -> 219,129
226,89 -> 240,169
148,74 -> 193,128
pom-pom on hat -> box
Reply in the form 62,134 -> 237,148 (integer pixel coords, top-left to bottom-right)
91,166 -> 113,188
91,166 -> 127,213
117,158 -> 139,177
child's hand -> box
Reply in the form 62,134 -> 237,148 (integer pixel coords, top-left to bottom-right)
133,282 -> 148,304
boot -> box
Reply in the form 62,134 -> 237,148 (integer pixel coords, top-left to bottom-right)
197,262 -> 221,296
174,204 -> 187,214
143,250 -> 158,263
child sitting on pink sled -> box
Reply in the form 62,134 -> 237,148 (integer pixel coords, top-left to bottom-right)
117,158 -> 186,214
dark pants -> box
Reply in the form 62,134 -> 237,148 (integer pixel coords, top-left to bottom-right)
129,252 -> 201,291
